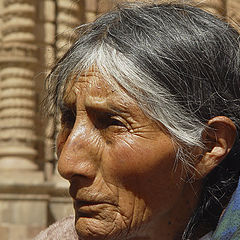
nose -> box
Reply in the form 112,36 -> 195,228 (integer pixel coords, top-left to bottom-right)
57,123 -> 97,181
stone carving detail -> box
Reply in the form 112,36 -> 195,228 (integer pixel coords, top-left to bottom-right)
44,116 -> 56,180
191,0 -> 240,31
0,1 -> 3,49
85,0 -> 98,22
227,0 -> 240,30
192,0 -> 227,16
36,0 -> 57,180
0,0 -> 38,170
56,0 -> 82,59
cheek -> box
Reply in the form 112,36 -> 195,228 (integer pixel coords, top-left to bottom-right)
103,135 -> 185,213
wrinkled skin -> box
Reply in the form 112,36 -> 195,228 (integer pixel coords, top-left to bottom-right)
57,70 -> 201,240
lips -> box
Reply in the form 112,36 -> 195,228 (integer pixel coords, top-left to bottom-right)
72,195 -> 114,208
69,182 -> 117,204
74,200 -> 111,218
75,200 -> 107,209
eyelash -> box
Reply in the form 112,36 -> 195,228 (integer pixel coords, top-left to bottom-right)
60,106 -> 128,131
87,109 -> 126,130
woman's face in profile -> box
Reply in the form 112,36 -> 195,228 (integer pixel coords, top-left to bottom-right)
57,69 -> 197,239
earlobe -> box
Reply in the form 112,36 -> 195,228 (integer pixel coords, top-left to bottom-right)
194,116 -> 236,179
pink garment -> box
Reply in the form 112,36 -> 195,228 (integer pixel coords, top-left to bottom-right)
33,215 -> 79,240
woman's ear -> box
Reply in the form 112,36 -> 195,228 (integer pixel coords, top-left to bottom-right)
194,116 -> 236,179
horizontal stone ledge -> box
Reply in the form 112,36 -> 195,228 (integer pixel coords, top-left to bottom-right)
0,193 -> 50,201
0,182 -> 70,198
0,56 -> 37,64
0,183 -> 53,195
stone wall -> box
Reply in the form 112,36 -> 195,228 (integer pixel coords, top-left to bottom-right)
0,0 -> 239,239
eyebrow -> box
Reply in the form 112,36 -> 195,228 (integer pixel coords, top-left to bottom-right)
108,104 -> 128,114
84,96 -> 130,116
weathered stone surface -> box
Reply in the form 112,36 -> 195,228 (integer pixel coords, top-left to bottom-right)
227,0 -> 240,31
56,0 -> 82,59
49,197 -> 74,223
38,0 -> 55,22
0,170 -> 72,239
85,0 -> 98,12
0,0 -> 38,170
85,11 -> 98,22
0,224 -> 45,240
192,0 -> 226,16
0,225 -> 9,240
0,197 -> 48,226
98,0 -> 114,13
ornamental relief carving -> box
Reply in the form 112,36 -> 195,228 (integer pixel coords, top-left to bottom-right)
0,0 -> 37,170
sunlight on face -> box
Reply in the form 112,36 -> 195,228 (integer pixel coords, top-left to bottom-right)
56,69 -> 199,240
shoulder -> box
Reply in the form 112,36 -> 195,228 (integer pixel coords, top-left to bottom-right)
33,215 -> 79,240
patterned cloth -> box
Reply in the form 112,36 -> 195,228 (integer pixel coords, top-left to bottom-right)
211,177 -> 240,240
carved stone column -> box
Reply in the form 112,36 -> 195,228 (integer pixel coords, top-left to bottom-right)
36,0 -> 56,180
85,0 -> 98,22
227,0 -> 240,30
0,0 -> 3,47
0,0 -> 38,170
193,0 -> 227,16
0,0 -> 3,102
56,0 -> 83,59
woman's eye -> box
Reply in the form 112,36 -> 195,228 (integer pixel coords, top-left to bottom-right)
106,117 -> 126,127
95,114 -> 126,129
87,108 -> 127,130
108,118 -> 125,127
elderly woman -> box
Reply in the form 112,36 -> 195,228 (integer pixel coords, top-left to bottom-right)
35,2 -> 240,240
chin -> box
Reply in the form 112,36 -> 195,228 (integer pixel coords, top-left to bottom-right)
75,213 -> 129,240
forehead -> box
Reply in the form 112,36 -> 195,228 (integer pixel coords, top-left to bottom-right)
61,67 -> 166,133
62,68 -> 135,110
75,70 -> 116,97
